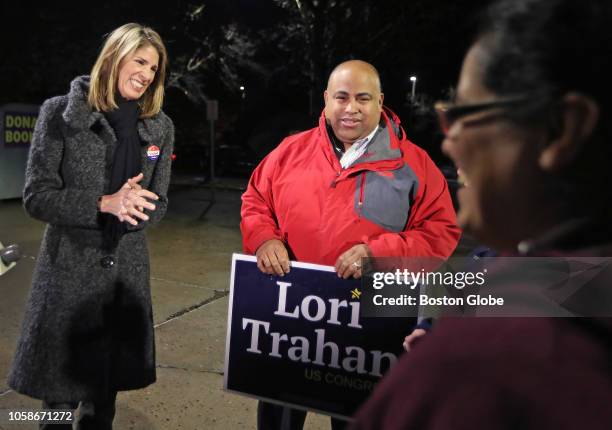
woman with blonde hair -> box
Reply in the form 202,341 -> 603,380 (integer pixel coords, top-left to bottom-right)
8,23 -> 174,429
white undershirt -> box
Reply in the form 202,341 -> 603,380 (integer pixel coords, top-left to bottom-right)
339,126 -> 380,169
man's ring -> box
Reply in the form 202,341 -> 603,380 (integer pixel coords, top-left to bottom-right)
352,261 -> 361,268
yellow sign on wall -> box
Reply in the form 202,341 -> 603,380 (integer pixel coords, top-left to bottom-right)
4,112 -> 38,146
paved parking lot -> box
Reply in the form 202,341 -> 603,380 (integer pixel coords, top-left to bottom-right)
0,181 -> 330,429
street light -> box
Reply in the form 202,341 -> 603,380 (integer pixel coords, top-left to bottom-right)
410,76 -> 417,102
239,85 -> 246,99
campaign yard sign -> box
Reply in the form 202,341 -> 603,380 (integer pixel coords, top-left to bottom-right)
224,254 -> 414,419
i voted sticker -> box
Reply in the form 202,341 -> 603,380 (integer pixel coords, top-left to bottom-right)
147,145 -> 160,161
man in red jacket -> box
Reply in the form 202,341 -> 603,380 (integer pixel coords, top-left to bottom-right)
241,60 -> 460,429
241,60 -> 459,278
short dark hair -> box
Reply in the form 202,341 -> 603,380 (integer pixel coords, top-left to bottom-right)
477,0 -> 612,105
475,0 -> 612,208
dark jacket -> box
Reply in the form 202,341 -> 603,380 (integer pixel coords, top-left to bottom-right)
8,76 -> 174,402
352,317 -> 612,430
351,235 -> 612,429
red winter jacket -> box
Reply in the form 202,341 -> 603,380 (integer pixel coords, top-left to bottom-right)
240,108 -> 460,265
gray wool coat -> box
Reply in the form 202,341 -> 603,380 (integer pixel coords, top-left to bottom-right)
8,76 -> 174,402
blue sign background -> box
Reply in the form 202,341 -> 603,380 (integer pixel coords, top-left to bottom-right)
224,254 -> 415,419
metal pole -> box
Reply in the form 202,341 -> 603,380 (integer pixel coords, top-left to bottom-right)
209,118 -> 215,182
199,100 -> 218,220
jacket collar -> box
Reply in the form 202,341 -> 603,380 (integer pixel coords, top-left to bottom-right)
62,75 -> 166,144
318,107 -> 405,171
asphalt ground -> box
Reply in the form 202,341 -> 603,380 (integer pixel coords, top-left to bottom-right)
0,179 -> 331,430
0,176 -> 476,429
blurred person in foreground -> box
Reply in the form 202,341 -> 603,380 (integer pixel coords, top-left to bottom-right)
8,23 -> 174,429
351,0 -> 612,428
241,60 -> 460,429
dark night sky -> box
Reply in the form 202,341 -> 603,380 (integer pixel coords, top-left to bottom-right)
0,0 -> 491,167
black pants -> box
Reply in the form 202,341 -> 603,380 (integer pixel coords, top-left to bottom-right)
258,401 -> 347,430
40,391 -> 117,430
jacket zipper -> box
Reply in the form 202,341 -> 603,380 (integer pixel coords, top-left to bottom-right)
330,171 -> 341,188
358,172 -> 366,217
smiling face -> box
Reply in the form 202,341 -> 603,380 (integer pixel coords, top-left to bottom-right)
117,44 -> 159,100
324,61 -> 384,147
441,42 -> 550,250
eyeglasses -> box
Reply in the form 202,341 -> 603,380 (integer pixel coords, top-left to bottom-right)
435,96 -> 533,135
